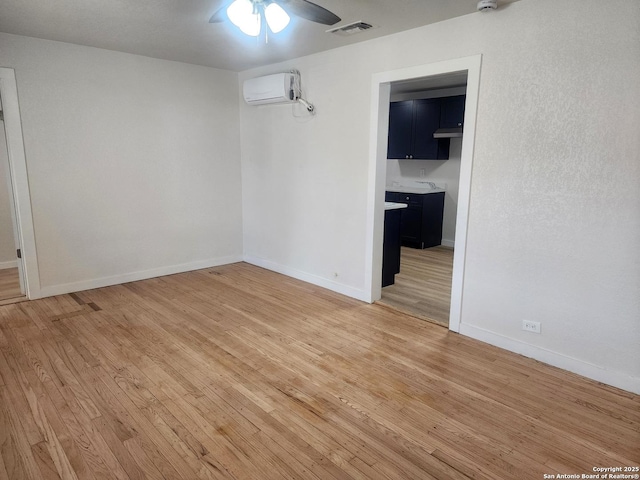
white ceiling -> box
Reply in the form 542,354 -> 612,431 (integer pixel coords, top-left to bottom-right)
0,0 -> 521,72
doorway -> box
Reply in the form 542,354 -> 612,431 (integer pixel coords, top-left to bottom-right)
364,55 -> 482,333
0,98 -> 24,302
378,78 -> 467,327
0,67 -> 40,302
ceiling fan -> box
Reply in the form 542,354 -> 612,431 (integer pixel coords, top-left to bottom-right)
209,0 -> 341,38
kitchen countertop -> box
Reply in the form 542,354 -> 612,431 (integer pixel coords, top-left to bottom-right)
386,186 -> 446,194
384,202 -> 408,211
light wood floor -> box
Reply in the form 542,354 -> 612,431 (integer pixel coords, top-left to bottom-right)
379,246 -> 453,327
0,267 -> 22,303
0,263 -> 637,479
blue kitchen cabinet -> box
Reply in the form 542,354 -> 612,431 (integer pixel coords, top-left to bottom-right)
385,191 -> 445,249
382,208 -> 403,287
387,95 -> 465,160
439,95 -> 466,129
387,101 -> 414,160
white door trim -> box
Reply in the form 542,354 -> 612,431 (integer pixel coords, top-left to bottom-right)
0,67 -> 41,299
364,54 -> 482,333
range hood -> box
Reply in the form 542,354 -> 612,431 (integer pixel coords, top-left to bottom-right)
433,127 -> 463,139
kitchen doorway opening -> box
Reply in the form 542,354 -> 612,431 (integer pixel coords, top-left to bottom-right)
0,67 -> 40,303
364,55 -> 482,333
379,77 -> 467,328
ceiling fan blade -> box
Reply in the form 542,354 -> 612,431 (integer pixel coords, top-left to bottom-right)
209,1 -> 232,23
279,0 -> 341,26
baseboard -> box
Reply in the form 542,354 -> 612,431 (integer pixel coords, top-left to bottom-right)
459,323 -> 640,395
243,254 -> 370,303
36,254 -> 243,299
441,239 -> 455,248
0,260 -> 18,270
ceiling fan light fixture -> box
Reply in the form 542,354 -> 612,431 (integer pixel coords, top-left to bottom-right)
227,0 -> 261,36
264,3 -> 290,33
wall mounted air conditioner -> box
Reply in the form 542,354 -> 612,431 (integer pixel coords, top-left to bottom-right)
243,72 -> 300,106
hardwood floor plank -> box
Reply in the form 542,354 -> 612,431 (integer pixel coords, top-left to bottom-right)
91,416 -> 146,480
0,385 -> 29,480
31,442 -> 63,480
13,328 -> 131,480
379,246 -> 453,326
113,368 -> 211,462
161,395 -> 257,479
214,393 -> 350,480
69,316 -> 242,478
0,268 -> 22,303
8,355 -> 87,480
0,450 -> 10,480
0,348 -> 46,446
0,262 -> 637,480
121,436 -> 166,480
0,386 -> 44,480
90,366 -> 200,480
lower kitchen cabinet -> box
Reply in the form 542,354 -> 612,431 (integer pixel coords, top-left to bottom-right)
385,191 -> 445,249
382,208 -> 403,287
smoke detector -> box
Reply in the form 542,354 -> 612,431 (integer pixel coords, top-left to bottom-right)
477,0 -> 498,11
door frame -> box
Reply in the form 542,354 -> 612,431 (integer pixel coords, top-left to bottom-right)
0,67 -> 41,299
364,55 -> 482,333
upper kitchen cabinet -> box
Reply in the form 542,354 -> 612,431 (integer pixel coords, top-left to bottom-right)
387,95 -> 466,160
387,99 -> 448,160
439,95 -> 466,129
413,99 -> 449,160
387,101 -> 414,159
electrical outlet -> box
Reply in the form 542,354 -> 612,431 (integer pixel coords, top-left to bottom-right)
522,320 -> 541,334
420,168 -> 426,178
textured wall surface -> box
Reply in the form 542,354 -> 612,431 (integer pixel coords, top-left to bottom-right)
0,33 -> 243,291
239,0 -> 640,390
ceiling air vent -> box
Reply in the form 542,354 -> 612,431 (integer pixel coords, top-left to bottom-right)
327,21 -> 375,36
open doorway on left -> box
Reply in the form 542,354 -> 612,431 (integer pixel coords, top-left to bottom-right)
0,92 -> 25,303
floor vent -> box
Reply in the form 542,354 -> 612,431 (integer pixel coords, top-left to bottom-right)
327,21 -> 375,36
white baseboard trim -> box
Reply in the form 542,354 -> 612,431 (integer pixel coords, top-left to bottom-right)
441,239 -> 455,248
0,260 -> 18,270
459,323 -> 640,395
243,254 -> 370,303
35,254 -> 243,299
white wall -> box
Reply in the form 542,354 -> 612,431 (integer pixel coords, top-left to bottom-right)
240,0 -> 640,392
0,118 -> 17,267
0,33 -> 243,295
